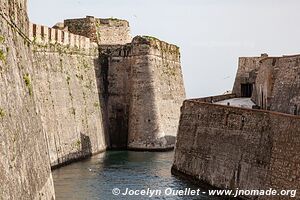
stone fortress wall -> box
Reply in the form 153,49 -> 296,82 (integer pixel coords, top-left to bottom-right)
0,1 -> 185,197
25,20 -> 108,168
96,36 -> 186,149
172,53 -> 300,199
127,36 -> 185,150
255,54 -> 300,114
0,0 -> 55,199
25,15 -> 185,165
233,53 -> 300,115
172,100 -> 300,200
61,17 -> 186,150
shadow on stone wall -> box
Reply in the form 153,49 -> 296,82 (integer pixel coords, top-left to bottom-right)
51,133 -> 93,170
94,57 -> 110,148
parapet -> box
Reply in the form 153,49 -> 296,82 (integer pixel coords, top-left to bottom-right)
28,22 -> 98,51
131,36 -> 180,61
98,18 -> 130,27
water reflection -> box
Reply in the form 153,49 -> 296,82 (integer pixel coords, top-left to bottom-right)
52,151 -> 219,200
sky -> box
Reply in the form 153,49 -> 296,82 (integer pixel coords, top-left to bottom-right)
28,0 -> 300,98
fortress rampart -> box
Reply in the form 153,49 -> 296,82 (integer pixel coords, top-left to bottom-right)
31,43 -> 108,168
26,15 -> 184,162
173,52 -> 300,199
0,0 -> 55,199
128,36 -> 185,150
172,100 -> 300,199
26,22 -> 108,168
0,0 -> 185,197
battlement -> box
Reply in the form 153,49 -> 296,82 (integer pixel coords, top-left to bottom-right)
28,22 -> 97,50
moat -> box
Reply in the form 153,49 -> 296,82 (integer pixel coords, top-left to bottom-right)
52,151 -> 217,200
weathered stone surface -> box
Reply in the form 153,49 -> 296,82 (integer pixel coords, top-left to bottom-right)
233,54 -> 300,115
232,56 -> 263,97
1,1 -> 185,198
172,100 -> 300,199
64,16 -> 131,45
98,36 -> 186,150
98,44 -> 131,148
128,36 -> 185,150
256,55 -> 300,114
0,0 -> 55,199
31,44 -> 108,167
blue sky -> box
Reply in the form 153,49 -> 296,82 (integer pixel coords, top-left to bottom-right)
28,0 -> 300,98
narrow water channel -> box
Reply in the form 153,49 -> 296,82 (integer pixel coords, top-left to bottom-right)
52,151 -> 218,200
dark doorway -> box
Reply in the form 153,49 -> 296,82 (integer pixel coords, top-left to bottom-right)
109,108 -> 128,149
241,83 -> 253,97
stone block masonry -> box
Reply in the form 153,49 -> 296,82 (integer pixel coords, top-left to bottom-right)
233,53 -> 300,115
255,54 -> 300,115
51,16 -> 186,150
98,36 -> 186,150
127,36 -> 185,150
0,0 -> 55,199
31,42 -> 108,168
172,100 -> 300,199
1,0 -> 186,198
64,16 -> 132,45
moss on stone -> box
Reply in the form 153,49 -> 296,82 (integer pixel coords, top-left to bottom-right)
66,76 -> 71,85
76,74 -> 84,80
0,35 -> 5,44
23,73 -> 33,96
0,49 -> 6,62
0,108 -> 5,118
142,35 -> 160,41
71,107 -> 76,115
75,140 -> 81,148
23,74 -> 31,87
108,17 -> 121,21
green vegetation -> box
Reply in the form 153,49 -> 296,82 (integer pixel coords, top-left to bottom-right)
66,76 -> 71,85
0,108 -> 5,118
76,74 -> 84,80
23,73 -> 31,86
71,107 -> 76,115
0,50 -> 6,62
142,35 -> 159,41
82,60 -> 89,69
162,63 -> 177,77
23,73 -> 33,96
108,17 -> 121,21
0,35 -> 5,44
75,140 -> 81,148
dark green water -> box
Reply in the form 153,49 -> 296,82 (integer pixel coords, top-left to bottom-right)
52,151 -> 218,200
